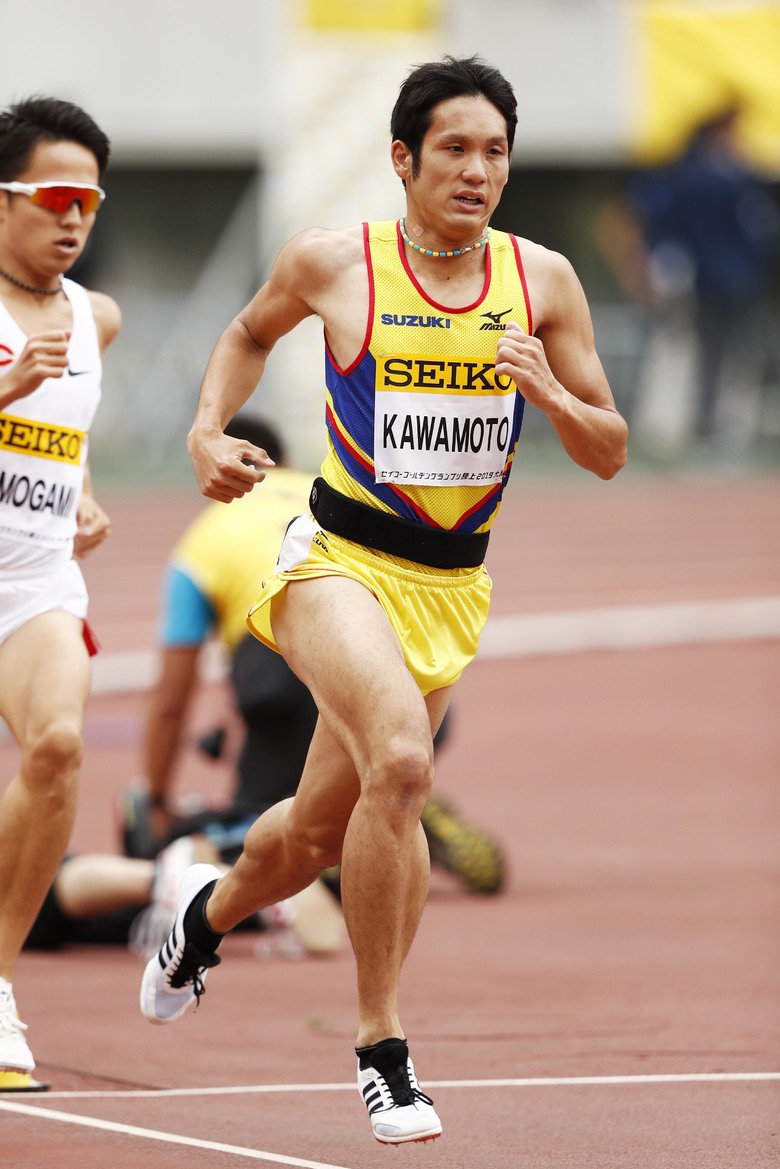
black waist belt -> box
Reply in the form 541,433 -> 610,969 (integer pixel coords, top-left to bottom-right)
309,477 -> 489,570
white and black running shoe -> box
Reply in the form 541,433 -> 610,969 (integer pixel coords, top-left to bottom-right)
357,1038 -> 442,1144
140,864 -> 222,1025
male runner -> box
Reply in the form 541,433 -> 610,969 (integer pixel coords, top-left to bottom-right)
0,97 -> 120,1088
141,55 -> 627,1145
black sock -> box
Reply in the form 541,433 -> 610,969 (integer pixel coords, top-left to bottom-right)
182,880 -> 224,952
356,1036 -> 408,1071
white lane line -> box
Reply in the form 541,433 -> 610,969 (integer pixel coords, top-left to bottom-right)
434,1071 -> 780,1087
3,1073 -> 775,1162
89,596 -> 780,694
0,1099 -> 351,1169
90,639 -> 226,694
23,1070 -> 780,1099
477,596 -> 780,659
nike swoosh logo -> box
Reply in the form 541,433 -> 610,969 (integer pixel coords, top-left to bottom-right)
67,367 -> 91,377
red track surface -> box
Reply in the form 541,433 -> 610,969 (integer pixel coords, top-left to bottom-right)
2,471 -> 779,1168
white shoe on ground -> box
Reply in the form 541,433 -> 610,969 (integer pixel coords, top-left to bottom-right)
139,864 -> 222,1025
357,1039 -> 442,1144
0,979 -> 35,1073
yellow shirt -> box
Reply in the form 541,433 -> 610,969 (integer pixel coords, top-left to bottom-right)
321,219 -> 532,533
171,466 -> 313,651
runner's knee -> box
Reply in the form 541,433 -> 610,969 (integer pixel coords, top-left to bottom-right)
366,736 -> 433,818
23,718 -> 83,795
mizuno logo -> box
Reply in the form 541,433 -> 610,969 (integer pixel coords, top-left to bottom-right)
479,307 -> 513,330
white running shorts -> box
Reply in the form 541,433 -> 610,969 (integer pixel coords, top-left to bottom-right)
0,559 -> 88,650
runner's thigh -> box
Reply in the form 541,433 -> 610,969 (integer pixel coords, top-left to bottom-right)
273,574 -> 430,777
0,611 -> 90,744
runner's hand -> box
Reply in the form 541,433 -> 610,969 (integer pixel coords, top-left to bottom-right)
188,426 -> 275,503
74,494 -> 111,558
0,330 -> 70,406
495,321 -> 562,414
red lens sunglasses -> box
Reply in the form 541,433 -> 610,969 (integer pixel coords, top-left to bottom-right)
0,180 -> 105,215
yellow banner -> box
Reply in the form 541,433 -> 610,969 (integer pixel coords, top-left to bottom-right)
303,0 -> 441,32
0,412 -> 85,465
376,354 -> 515,397
635,2 -> 780,171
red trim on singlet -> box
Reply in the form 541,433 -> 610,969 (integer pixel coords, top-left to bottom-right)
325,401 -> 375,476
324,222 -> 375,376
396,220 -> 492,314
325,400 -> 444,530
453,479 -> 504,529
325,403 -> 444,528
510,234 -> 533,335
385,483 -> 443,529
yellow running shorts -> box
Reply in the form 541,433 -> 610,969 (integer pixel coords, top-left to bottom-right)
247,514 -> 491,696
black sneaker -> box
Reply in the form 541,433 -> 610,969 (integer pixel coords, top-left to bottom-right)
357,1038 -> 442,1144
140,864 -> 222,1024
421,795 -> 506,894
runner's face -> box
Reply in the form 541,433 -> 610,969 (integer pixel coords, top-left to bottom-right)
397,95 -> 510,246
0,139 -> 101,280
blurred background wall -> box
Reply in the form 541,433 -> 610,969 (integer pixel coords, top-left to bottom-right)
2,0 -> 778,479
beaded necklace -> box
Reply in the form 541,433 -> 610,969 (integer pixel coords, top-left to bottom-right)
399,217 -> 489,259
0,265 -> 63,296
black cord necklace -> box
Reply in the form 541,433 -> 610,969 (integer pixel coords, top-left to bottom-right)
0,265 -> 63,296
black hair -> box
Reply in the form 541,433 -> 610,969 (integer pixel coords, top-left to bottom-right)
224,413 -> 284,464
0,96 -> 111,182
390,54 -> 517,180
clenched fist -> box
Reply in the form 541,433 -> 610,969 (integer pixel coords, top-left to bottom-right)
495,321 -> 561,414
0,330 -> 70,409
74,493 -> 111,558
